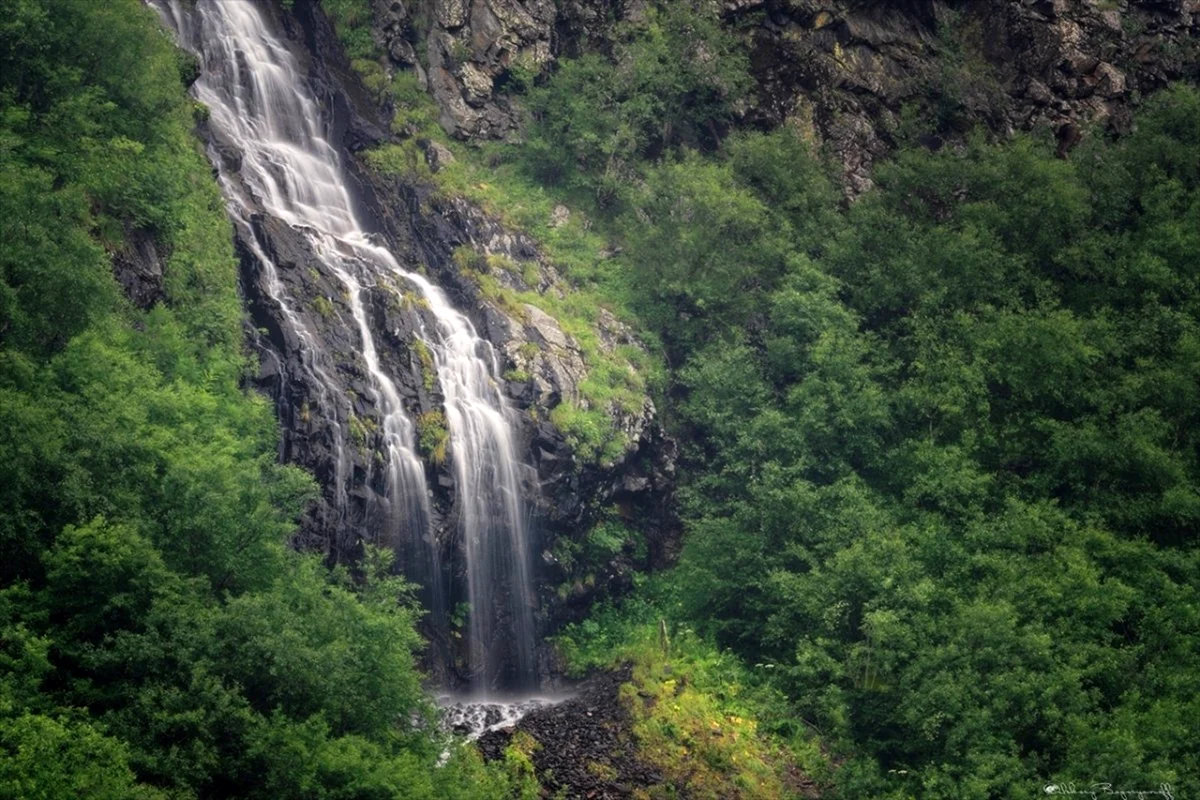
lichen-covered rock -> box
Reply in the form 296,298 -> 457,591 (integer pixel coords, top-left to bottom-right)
379,0 -> 559,139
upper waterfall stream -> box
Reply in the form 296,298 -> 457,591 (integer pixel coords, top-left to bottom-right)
151,0 -> 538,692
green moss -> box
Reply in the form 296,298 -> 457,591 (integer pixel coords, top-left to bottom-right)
310,295 -> 335,319
348,413 -> 377,448
410,339 -> 436,391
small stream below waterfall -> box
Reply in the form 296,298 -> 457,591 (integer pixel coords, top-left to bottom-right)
151,0 -> 542,695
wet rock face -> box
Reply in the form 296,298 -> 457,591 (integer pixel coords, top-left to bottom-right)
353,175 -> 677,579
223,0 -> 676,685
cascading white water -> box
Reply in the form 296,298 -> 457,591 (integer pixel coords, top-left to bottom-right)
151,0 -> 431,563
405,272 -> 538,688
151,0 -> 537,691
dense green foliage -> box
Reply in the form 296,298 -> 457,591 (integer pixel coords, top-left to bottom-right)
338,0 -> 1200,789
0,0 -> 533,796
555,581 -> 828,799
520,0 -> 750,208
623,94 -> 1200,796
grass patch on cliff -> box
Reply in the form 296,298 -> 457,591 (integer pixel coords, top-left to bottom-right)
315,0 -> 391,100
416,410 -> 449,466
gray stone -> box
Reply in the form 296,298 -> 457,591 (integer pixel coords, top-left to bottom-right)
422,139 -> 456,172
549,204 -> 570,228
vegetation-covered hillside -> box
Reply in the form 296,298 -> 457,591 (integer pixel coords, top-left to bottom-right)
514,13 -> 1200,799
2,0 -> 1197,797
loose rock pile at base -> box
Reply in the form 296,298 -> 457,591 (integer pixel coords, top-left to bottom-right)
478,666 -> 664,798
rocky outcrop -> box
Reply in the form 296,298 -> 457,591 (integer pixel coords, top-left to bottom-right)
362,0 -> 1197,191
477,665 -> 666,798
352,174 -> 679,614
740,0 -> 1199,191
110,225 -> 166,310
375,0 -> 559,139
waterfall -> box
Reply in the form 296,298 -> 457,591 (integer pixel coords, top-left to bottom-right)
151,0 -> 538,691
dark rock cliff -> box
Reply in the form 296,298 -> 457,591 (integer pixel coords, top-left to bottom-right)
366,0 -> 1197,192
740,0 -> 1198,192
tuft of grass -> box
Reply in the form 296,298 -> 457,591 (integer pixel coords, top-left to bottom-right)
504,368 -> 531,382
410,339 -> 436,391
310,295 -> 335,319
417,409 -> 449,465
348,412 -> 377,449
521,261 -> 541,287
486,253 -> 519,273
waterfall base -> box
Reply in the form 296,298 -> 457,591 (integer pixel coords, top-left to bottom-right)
439,694 -> 565,740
